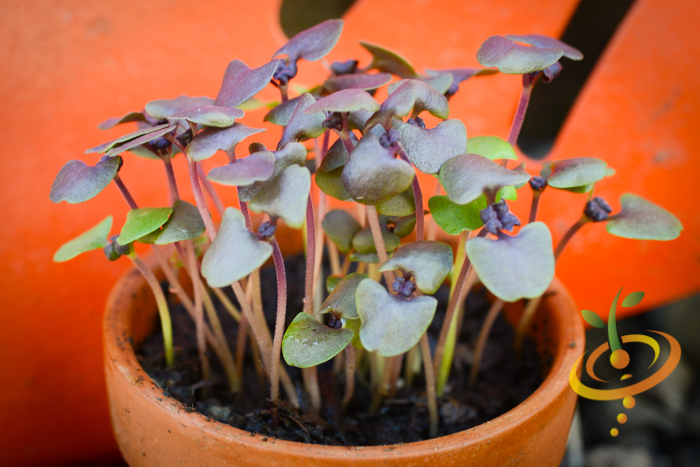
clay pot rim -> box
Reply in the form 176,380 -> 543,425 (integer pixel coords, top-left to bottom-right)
104,266 -> 584,459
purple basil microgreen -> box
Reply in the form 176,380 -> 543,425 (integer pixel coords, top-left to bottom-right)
116,207 -> 173,246
540,157 -> 607,190
166,105 -> 244,128
264,96 -> 303,126
352,222 -> 400,255
97,111 -> 148,130
425,68 -> 498,97
201,208 -> 273,287
85,123 -> 173,154
387,79 -> 450,119
278,93 -> 326,148
467,136 -> 517,161
440,153 -> 531,205
467,222 -> 555,302
331,59 -> 359,75
304,89 -> 380,114
584,197 -> 612,222
215,59 -> 280,108
390,214 -> 417,238
53,216 -> 112,262
238,142 -> 307,202
356,278 -> 437,357
606,194 -> 683,240
150,200 -> 205,245
274,19 -> 343,63
505,34 -> 583,61
359,42 -> 418,78
105,124 -> 177,158
188,123 -> 266,162
341,134 -> 415,204
375,187 -> 416,217
319,273 -> 369,319
319,133 -> 359,173
50,156 -> 121,204
316,167 -> 353,202
248,165 -> 311,229
207,151 -> 276,187
323,73 -> 392,92
378,241 -> 453,294
394,119 -> 467,174
282,312 -> 354,368
477,35 -> 563,75
145,96 -> 215,120
322,209 -> 362,254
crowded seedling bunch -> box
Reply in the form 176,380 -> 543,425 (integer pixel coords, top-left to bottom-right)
51,21 -> 683,438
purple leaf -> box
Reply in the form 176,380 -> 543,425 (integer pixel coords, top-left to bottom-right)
145,96 -> 215,120
323,73 -> 392,92
425,67 -> 498,94
50,157 -> 121,204
305,89 -> 379,114
153,200 -> 206,245
248,165 -> 311,229
207,151 -> 276,186
477,36 -> 563,75
278,93 -> 326,148
467,222 -> 555,302
188,123 -> 266,162
264,95 -> 303,126
167,105 -> 244,128
439,154 -> 531,205
273,19 -> 344,62
352,223 -> 400,255
215,59 -> 280,108
395,119 -> 466,174
359,42 -> 418,78
105,124 -> 176,157
319,133 -> 359,172
540,157 -> 607,189
98,112 -> 147,130
606,194 -> 683,241
341,135 -> 415,204
378,241 -> 453,294
238,142 -> 307,202
319,272 -> 368,319
505,34 -> 583,60
387,79 -> 450,119
85,123 -> 173,154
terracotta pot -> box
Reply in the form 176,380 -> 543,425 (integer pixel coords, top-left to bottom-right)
104,264 -> 584,466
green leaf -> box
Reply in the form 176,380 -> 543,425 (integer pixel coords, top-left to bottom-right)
319,273 -> 368,319
349,252 -> 380,263
439,154 -> 531,205
352,224 -> 400,255
319,133 -> 359,173
606,194 -> 683,241
581,310 -> 605,328
188,123 -> 266,162
304,89 -> 379,114
117,207 -> 173,246
274,19 -> 343,62
54,216 -> 112,262
621,291 -> 645,308
278,93 -> 326,148
145,96 -> 215,120
151,201 -> 205,245
467,222 -> 555,302
540,157 -> 607,189
429,195 -> 484,235
207,151 -> 276,186
326,275 -> 343,293
392,214 -> 416,238
356,279 -> 437,356
248,165 -> 311,229
378,241 -> 453,294
467,136 -> 516,160
316,166 -> 353,201
477,35 -> 563,74
282,313 -> 353,368
322,210 -> 362,254
238,142 -> 307,202
387,79 -> 450,119
201,207 -> 273,287
341,134 -> 415,204
359,42 -> 418,78
375,188 -> 416,217
50,157 -> 121,204
395,119 -> 466,174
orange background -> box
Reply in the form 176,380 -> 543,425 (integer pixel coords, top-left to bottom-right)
1,0 -> 698,465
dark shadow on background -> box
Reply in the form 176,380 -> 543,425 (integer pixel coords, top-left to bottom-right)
280,0 -> 356,38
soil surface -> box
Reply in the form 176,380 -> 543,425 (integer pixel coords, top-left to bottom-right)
137,254 -> 544,446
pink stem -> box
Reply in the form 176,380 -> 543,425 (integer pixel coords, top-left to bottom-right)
187,156 -> 216,241
113,174 -> 138,209
269,239 -> 287,412
197,163 -> 225,216
397,146 -> 424,241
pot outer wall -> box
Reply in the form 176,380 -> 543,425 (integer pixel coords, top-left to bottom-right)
104,264 -> 585,466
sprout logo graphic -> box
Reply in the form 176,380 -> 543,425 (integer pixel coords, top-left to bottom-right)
569,288 -> 681,437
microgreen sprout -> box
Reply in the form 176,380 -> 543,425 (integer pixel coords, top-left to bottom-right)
51,19 -> 682,441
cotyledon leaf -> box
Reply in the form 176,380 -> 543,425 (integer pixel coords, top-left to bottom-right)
322,210 -> 362,254
395,119 -> 466,174
248,165 -> 311,229
207,151 -> 276,187
53,216 -> 112,262
117,207 -> 173,246
282,313 -> 353,368
477,35 -> 563,74
50,157 -> 121,204
319,273 -> 368,319
606,194 -> 683,241
378,241 -> 453,294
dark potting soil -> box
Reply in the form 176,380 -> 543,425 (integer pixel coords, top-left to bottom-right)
137,254 -> 545,446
